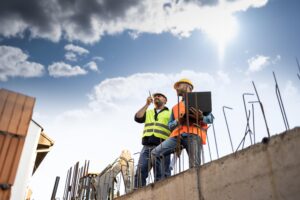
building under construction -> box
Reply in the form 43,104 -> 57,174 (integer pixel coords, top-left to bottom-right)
0,79 -> 299,200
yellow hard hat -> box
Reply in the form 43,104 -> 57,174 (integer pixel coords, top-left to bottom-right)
174,78 -> 194,90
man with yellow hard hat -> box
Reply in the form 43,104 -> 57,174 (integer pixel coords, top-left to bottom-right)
134,92 -> 171,188
151,78 -> 214,182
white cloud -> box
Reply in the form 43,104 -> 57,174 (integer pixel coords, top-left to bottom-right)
247,54 -> 281,74
247,55 -> 270,73
0,45 -> 44,81
64,44 -> 89,55
93,56 -> 104,62
64,52 -> 77,62
84,61 -> 99,72
88,70 -> 215,111
48,62 -> 87,77
0,0 -> 269,44
64,44 -> 89,61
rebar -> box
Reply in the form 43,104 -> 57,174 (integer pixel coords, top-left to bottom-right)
206,127 -> 212,162
273,71 -> 290,131
51,176 -> 60,200
185,93 -> 192,168
63,167 -> 72,200
211,123 -> 219,158
182,145 -> 185,171
70,162 -> 79,199
242,93 -> 254,145
296,57 -> 300,80
223,106 -> 234,153
252,81 -> 271,138
251,103 -> 256,144
236,110 -> 252,152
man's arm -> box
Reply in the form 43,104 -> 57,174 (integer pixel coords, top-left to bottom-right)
134,96 -> 152,123
168,111 -> 178,131
189,107 -> 214,124
203,113 -> 214,124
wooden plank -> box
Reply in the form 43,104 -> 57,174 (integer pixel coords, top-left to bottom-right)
38,132 -> 54,147
0,92 -> 17,133
8,138 -> 25,184
17,96 -> 35,136
0,136 -> 12,179
0,89 -> 9,119
0,137 -> 18,184
7,94 -> 26,135
0,190 -> 3,200
1,190 -> 11,200
0,190 -> 8,200
0,134 -> 5,154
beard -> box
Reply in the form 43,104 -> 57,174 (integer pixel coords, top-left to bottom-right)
154,99 -> 164,107
176,88 -> 187,96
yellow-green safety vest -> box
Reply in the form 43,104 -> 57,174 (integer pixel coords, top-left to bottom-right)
143,109 -> 171,140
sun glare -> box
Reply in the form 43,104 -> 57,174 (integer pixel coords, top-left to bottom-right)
203,13 -> 238,60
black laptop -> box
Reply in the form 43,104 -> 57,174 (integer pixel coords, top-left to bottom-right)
185,92 -> 212,116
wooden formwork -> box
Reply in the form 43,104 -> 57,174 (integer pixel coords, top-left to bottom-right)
0,89 -> 35,200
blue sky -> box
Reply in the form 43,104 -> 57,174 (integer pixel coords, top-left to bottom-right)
1,0 -> 300,199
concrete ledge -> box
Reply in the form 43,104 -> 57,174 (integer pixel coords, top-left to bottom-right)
117,127 -> 300,200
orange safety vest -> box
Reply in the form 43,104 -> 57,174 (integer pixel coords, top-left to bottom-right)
170,101 -> 207,144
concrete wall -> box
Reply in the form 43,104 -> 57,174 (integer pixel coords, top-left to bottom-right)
116,127 -> 300,200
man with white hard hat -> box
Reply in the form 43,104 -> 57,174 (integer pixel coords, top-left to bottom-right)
134,92 -> 171,188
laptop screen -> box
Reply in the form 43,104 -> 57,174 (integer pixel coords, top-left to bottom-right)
185,92 -> 212,116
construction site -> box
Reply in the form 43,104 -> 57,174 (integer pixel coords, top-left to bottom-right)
1,68 -> 300,200
2,0 -> 300,199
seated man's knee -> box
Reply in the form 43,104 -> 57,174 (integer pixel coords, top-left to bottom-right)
151,148 -> 160,160
151,148 -> 158,157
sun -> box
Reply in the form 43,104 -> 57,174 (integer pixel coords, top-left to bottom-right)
203,13 -> 238,60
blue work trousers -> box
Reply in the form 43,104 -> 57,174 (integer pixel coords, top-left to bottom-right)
151,134 -> 202,182
134,145 -> 171,188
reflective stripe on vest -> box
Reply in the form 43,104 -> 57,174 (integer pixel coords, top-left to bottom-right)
143,109 -> 171,140
170,101 -> 207,144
